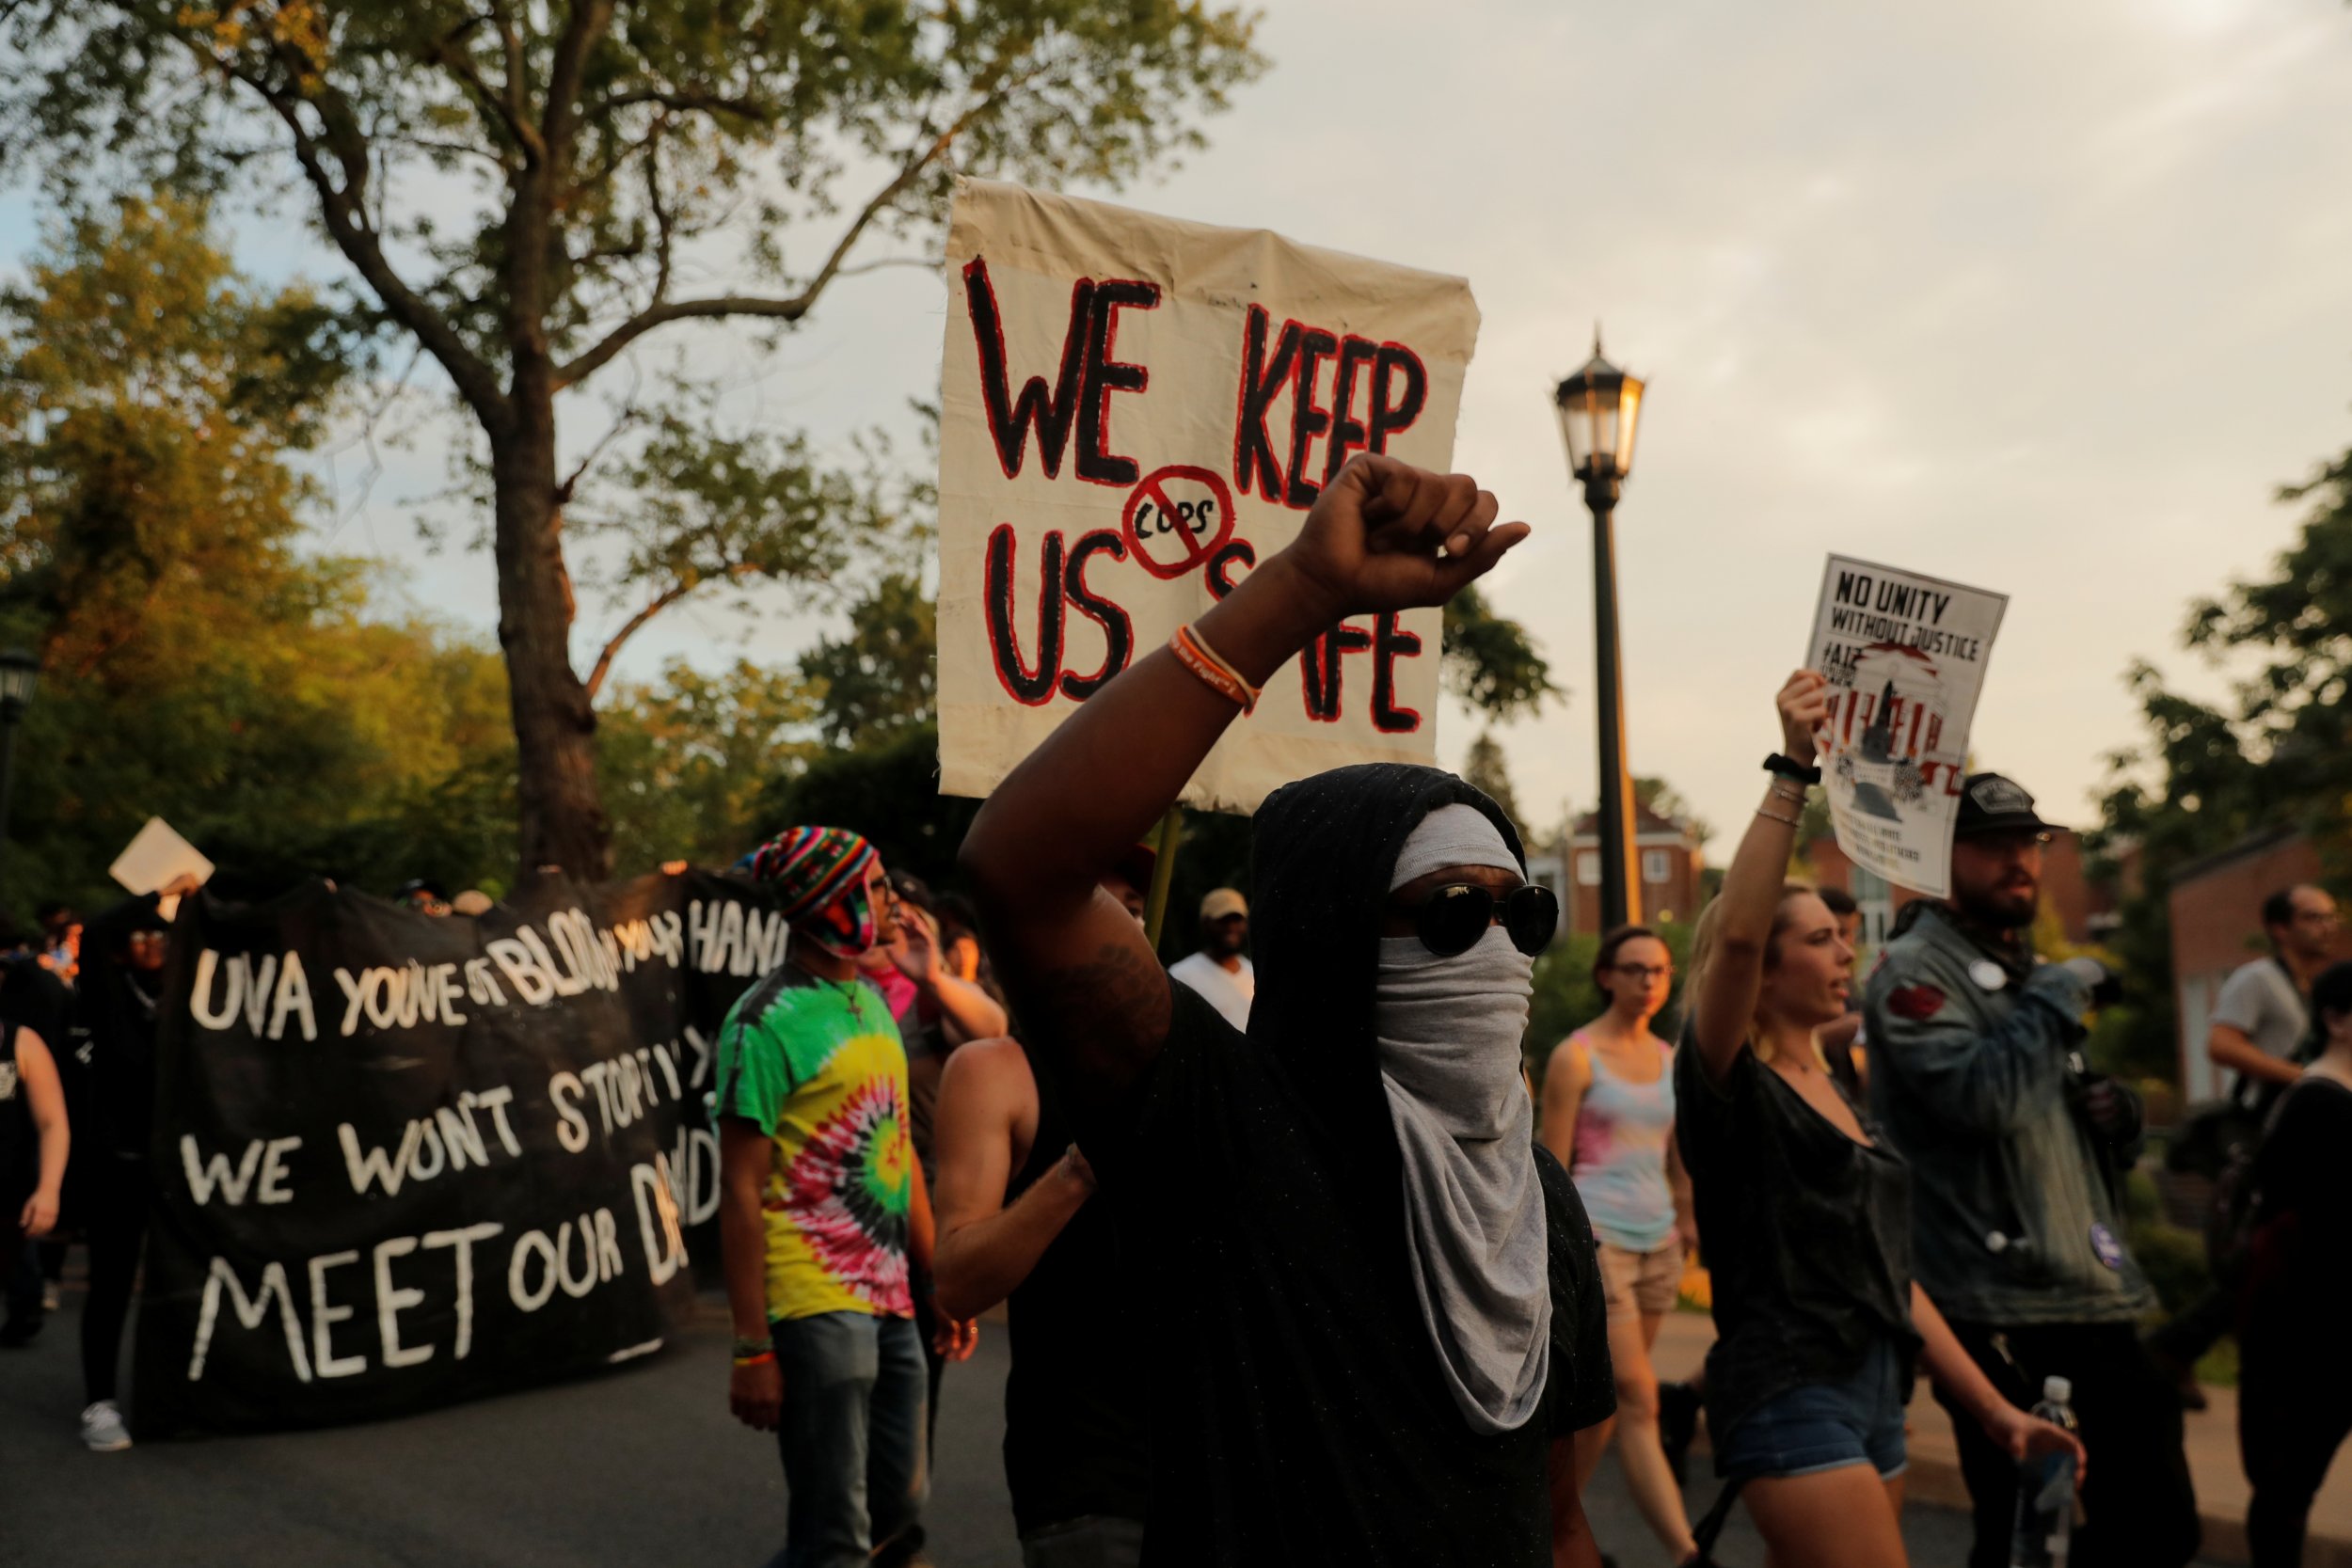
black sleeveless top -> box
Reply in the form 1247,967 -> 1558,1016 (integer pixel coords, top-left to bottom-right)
1002,1041 -> 1151,1535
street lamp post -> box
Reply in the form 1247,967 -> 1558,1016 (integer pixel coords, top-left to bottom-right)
1553,331 -> 1647,932
0,650 -> 40,894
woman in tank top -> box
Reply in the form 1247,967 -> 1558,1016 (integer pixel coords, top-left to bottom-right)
1541,923 -> 1698,1564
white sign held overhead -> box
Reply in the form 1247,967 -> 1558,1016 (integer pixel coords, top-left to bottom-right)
934,178 -> 1481,812
110,816 -> 215,914
1804,557 -> 2010,899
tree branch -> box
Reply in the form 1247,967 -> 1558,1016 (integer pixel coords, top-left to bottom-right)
424,12 -> 544,165
593,557 -> 767,690
542,0 -> 617,173
552,87 -> 1003,392
585,580 -> 692,702
597,87 -> 771,120
557,362 -> 644,504
554,293 -> 817,390
191,40 -> 510,428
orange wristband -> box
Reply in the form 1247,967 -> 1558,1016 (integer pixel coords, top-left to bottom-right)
1170,624 -> 1260,714
732,1351 -> 776,1369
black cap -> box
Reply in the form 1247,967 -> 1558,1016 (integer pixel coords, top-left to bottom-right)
1954,772 -> 2060,838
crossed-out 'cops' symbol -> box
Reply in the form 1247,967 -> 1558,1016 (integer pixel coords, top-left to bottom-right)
1121,465 -> 1236,581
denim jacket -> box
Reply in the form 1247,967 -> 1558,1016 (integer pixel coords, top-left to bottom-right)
1863,905 -> 2153,1325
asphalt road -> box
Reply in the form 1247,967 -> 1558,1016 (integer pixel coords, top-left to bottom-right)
2,1289 -> 2000,1568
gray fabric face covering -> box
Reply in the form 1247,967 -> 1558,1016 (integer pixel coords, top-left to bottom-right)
1378,804 -> 1550,1434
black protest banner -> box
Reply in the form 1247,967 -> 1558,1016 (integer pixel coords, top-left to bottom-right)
133,868 -> 791,1433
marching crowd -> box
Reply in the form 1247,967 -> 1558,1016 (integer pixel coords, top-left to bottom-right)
7,450 -> 2351,1568
698,454 -> 2351,1568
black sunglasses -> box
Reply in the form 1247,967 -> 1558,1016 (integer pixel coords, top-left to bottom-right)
1408,882 -> 1559,958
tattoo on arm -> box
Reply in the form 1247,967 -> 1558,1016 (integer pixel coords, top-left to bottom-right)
1020,935 -> 1171,1095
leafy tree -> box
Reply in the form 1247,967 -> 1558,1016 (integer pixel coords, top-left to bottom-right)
799,569 -> 936,749
597,657 -> 819,874
2092,437 -> 2352,1077
1443,584 -> 1561,722
0,195 -> 506,910
0,0 -> 1264,879
1633,775 -> 1710,845
1462,729 -> 1528,844
757,721 -> 980,891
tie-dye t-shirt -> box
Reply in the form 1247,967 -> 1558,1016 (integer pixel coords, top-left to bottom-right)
716,964 -> 916,1322
1567,1030 -> 1679,1252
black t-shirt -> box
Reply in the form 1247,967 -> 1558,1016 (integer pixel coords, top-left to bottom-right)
1002,1042 -> 1152,1534
78,895 -> 167,1162
1092,983 -> 1613,1566
1674,1030 -> 1917,1442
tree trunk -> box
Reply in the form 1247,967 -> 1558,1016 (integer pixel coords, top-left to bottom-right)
492,371 -> 613,881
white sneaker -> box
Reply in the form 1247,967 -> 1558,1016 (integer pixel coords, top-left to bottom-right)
79,1400 -> 131,1451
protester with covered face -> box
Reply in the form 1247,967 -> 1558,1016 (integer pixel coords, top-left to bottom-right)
717,827 -> 972,1568
1865,771 -> 2193,1568
1677,677 -> 2084,1568
960,451 -> 1616,1565
1168,887 -> 1254,1030
930,875 -> 1153,1568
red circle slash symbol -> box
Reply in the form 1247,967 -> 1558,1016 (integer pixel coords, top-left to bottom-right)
1122,466 -> 1236,581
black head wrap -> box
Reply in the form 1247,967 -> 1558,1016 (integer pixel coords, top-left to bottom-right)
1244,762 -> 1526,1156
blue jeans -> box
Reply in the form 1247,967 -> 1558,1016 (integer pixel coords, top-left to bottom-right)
766,1311 -> 929,1568
1715,1336 -> 1910,1482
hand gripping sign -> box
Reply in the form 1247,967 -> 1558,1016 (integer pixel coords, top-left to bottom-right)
935,179 -> 1481,812
1804,556 -> 2009,898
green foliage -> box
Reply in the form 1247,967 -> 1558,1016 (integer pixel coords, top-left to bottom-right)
0,0 -> 1266,876
1442,585 -> 1561,723
0,194 -> 514,910
1633,775 -> 1710,845
799,570 -> 937,749
1461,731 -> 1528,844
2094,436 -> 2352,1079
597,658 -> 821,875
757,722 -> 980,891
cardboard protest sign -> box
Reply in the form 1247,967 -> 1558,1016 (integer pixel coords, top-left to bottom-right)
134,870 -> 787,1433
935,178 -> 1480,812
1804,557 -> 2009,898
110,816 -> 214,902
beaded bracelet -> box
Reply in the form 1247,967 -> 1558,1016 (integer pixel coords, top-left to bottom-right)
1169,624 -> 1261,714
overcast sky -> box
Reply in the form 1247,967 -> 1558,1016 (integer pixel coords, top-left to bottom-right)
8,0 -> 2351,852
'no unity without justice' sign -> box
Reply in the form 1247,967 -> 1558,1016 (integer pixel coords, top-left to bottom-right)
134,870 -> 787,1433
935,178 -> 1482,811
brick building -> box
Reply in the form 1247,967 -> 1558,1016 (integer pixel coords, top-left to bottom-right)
1541,803 -> 1708,934
2166,827 -> 2352,1101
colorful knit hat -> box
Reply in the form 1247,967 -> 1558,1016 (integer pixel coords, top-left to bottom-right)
748,826 -> 882,958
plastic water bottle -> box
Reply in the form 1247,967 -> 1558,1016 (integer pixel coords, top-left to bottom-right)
2008,1375 -> 2079,1567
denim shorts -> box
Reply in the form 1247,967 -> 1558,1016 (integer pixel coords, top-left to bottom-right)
1714,1336 -> 1909,1482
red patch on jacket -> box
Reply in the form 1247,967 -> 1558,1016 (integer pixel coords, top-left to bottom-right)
1885,983 -> 1947,1022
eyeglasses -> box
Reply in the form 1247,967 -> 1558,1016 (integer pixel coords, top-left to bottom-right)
1612,963 -> 1671,981
1406,882 -> 1559,958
